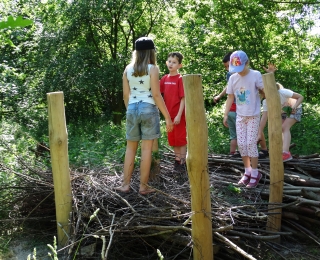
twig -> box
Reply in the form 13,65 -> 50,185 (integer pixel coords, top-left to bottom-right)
227,230 -> 280,240
214,232 -> 257,260
103,212 -> 116,260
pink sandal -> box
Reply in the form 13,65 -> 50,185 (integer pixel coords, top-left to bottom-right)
246,172 -> 262,188
238,173 -> 251,186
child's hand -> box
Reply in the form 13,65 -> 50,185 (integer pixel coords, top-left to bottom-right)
173,115 -> 181,125
263,63 -> 277,73
257,132 -> 262,143
165,118 -> 174,132
223,115 -> 229,127
213,95 -> 220,103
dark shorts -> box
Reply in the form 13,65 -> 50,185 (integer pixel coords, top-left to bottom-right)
126,102 -> 161,141
227,111 -> 237,140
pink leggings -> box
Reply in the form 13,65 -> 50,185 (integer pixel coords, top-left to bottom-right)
236,115 -> 260,157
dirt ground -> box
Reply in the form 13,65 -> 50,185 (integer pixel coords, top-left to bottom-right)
1,237 -> 50,260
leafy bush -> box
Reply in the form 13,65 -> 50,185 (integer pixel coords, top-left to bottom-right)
207,105 -> 232,154
289,103 -> 320,155
67,120 -> 127,168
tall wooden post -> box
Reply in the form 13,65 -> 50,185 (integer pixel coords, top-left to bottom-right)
183,74 -> 213,260
262,73 -> 284,239
47,91 -> 72,246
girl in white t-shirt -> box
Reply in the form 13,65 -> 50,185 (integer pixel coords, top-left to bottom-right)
258,82 -> 303,162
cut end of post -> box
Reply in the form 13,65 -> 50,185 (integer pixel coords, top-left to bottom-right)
47,91 -> 64,96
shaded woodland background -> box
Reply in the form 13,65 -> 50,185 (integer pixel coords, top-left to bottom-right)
1,0 -> 320,130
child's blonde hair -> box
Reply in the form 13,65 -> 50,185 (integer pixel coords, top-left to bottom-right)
276,82 -> 284,90
131,49 -> 157,77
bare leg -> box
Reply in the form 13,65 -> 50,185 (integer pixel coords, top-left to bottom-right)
238,156 -> 252,185
251,157 -> 258,169
115,140 -> 138,192
282,118 -> 297,152
242,156 -> 251,168
139,139 -> 155,193
259,132 -> 268,151
174,145 -> 187,163
230,139 -> 237,153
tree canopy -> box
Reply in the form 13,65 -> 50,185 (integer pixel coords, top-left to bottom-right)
1,0 -> 320,131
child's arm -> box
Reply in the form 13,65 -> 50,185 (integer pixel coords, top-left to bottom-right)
291,92 -> 304,113
174,97 -> 185,124
258,111 -> 268,141
122,69 -> 130,108
223,94 -> 234,127
213,87 -> 227,103
150,65 -> 173,132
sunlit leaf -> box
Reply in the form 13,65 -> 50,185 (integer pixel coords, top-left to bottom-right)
0,16 -> 33,30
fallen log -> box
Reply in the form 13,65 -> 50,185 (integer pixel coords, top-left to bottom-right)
285,205 -> 318,216
283,195 -> 320,206
301,188 -> 320,201
284,220 -> 320,246
282,211 -> 299,220
227,230 -> 281,241
283,177 -> 320,187
297,153 -> 319,159
310,206 -> 320,216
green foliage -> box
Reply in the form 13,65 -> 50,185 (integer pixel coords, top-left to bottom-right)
68,120 -> 126,167
157,249 -> 164,260
1,0 -> 320,129
290,103 -> 320,155
206,106 -> 230,154
282,106 -> 293,117
227,184 -> 241,194
0,16 -> 33,30
72,208 -> 100,260
46,236 -> 58,260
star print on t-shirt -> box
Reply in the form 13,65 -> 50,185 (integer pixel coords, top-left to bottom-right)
139,80 -> 144,84
133,87 -> 137,90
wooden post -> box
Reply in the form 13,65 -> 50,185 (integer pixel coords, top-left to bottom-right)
262,73 -> 284,239
183,74 -> 213,260
47,91 -> 72,246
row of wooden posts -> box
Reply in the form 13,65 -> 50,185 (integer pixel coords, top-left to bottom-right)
47,72 -> 282,260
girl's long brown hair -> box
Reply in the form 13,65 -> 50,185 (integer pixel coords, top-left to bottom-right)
132,49 -> 157,77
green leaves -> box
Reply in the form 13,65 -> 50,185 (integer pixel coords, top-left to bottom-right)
0,16 -> 33,30
282,106 -> 292,117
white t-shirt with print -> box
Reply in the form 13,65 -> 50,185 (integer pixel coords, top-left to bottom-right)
226,69 -> 264,117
